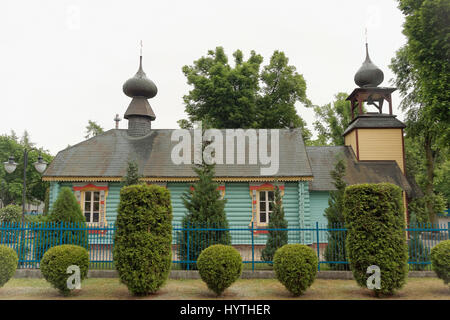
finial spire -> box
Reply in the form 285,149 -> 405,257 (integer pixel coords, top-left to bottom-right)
114,114 -> 122,129
140,40 -> 143,57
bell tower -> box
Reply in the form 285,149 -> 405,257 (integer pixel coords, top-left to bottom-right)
343,42 -> 406,174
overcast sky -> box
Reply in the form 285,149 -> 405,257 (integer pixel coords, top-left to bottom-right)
1,0 -> 407,155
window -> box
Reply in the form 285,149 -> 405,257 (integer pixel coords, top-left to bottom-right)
258,190 -> 274,225
84,191 -> 100,223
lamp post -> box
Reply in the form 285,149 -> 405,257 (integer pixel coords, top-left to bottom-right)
3,149 -> 48,223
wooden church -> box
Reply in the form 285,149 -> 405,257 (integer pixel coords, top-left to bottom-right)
42,44 -> 419,246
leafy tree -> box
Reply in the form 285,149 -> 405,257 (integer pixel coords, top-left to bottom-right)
0,132 -> 52,206
311,93 -> 363,146
390,0 -> 450,222
121,161 -> 143,187
48,187 -> 86,224
261,185 -> 288,263
178,140 -> 230,269
323,157 -> 348,270
85,120 -> 104,139
180,47 -> 312,141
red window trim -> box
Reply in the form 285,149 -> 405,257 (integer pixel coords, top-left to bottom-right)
73,184 -> 109,191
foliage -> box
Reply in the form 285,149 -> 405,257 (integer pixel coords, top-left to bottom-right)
197,244 -> 242,296
0,131 -> 52,206
391,0 -> 450,220
408,195 -> 446,224
84,120 -> 104,139
324,157 -> 349,270
43,187 -> 50,215
114,184 -> 173,295
261,186 -> 288,263
343,183 -> 408,296
0,245 -> 18,288
0,204 -> 22,223
430,240 -> 450,285
311,92 -> 362,146
121,160 -> 143,187
40,244 -> 89,295
273,244 -> 318,296
35,187 -> 88,262
178,151 -> 230,270
180,47 -> 311,141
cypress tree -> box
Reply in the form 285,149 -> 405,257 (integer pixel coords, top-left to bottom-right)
178,148 -> 230,269
324,157 -> 348,270
261,185 -> 288,263
121,161 -> 142,186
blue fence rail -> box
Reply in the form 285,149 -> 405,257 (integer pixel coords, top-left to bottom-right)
0,222 -> 448,271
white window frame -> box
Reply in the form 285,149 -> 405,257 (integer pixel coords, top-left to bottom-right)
83,190 -> 100,224
257,190 -> 274,226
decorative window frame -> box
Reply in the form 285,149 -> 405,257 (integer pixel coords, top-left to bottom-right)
73,183 -> 108,228
249,183 -> 284,229
189,184 -> 226,199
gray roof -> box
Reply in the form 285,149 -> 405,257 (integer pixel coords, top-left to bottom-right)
343,113 -> 406,135
43,128 -> 313,179
306,146 -> 415,196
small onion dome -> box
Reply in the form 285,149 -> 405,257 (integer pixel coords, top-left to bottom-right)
123,56 -> 158,98
354,43 -> 384,88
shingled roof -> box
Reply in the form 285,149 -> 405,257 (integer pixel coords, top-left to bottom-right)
343,113 -> 406,135
43,128 -> 313,180
306,146 -> 416,197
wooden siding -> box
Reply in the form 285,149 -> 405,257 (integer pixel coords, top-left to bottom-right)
344,129 -> 357,158
309,191 -> 329,227
357,128 -> 405,173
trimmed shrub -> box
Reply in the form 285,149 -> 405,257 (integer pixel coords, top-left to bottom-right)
40,244 -> 89,295
343,183 -> 408,296
0,245 -> 18,287
273,244 -> 318,296
430,240 -> 450,285
114,184 -> 173,295
197,245 -> 242,296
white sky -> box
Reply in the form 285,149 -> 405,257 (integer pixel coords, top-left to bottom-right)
1,0 -> 407,155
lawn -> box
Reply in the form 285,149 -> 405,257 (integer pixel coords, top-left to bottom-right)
0,278 -> 448,300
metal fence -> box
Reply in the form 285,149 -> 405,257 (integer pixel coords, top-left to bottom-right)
0,221 -> 448,271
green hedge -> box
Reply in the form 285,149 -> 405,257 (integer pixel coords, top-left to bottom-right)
0,245 -> 18,288
430,240 -> 450,285
113,184 -> 173,296
343,183 -> 408,296
40,244 -> 89,295
197,245 -> 242,296
273,244 -> 318,296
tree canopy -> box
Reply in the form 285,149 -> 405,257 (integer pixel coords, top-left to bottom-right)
390,0 -> 450,217
85,120 -> 104,139
0,131 -> 53,207
180,47 -> 312,141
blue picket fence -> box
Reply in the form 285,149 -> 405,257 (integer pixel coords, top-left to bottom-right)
0,221 -> 448,271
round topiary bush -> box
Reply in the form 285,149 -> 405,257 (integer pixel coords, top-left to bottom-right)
114,184 -> 173,296
0,245 -> 18,288
40,244 -> 89,295
343,183 -> 408,297
273,244 -> 318,296
430,240 -> 450,285
197,244 -> 242,296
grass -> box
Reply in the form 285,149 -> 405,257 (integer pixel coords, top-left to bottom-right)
0,278 -> 448,300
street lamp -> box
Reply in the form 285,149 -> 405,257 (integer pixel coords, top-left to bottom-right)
3,149 -> 48,223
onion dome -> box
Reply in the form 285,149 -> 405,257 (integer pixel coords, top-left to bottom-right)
122,56 -> 158,98
354,43 -> 384,88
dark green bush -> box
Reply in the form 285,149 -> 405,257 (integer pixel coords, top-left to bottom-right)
0,245 -> 18,287
197,244 -> 242,296
114,184 -> 173,295
34,187 -> 88,262
273,244 -> 318,296
343,183 -> 408,296
40,244 -> 89,295
430,240 -> 450,285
